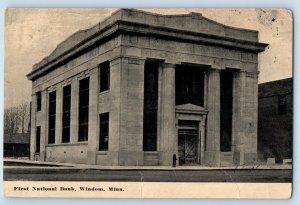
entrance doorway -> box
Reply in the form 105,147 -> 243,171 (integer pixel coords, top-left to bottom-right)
178,120 -> 199,165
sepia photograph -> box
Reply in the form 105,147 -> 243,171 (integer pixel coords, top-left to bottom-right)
3,8 -> 293,198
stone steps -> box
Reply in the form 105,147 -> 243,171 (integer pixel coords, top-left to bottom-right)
144,152 -> 159,166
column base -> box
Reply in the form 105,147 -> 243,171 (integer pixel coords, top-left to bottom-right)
118,151 -> 143,166
203,151 -> 220,166
159,151 -> 176,166
233,151 -> 257,165
39,151 -> 46,161
95,151 -> 119,166
220,152 -> 234,167
244,153 -> 257,165
233,151 -> 242,165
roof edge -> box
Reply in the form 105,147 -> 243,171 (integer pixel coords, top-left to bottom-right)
27,9 -> 268,81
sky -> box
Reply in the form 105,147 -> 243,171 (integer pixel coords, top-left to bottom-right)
4,8 -> 293,108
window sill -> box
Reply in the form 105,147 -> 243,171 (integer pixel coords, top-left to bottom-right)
99,90 -> 110,95
96,151 -> 108,155
46,142 -> 88,147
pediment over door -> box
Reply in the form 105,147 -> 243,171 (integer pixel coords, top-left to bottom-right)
175,103 -> 208,115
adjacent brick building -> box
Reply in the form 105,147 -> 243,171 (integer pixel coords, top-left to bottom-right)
258,78 -> 293,163
27,9 -> 267,166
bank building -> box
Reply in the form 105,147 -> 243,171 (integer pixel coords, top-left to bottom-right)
27,9 -> 268,166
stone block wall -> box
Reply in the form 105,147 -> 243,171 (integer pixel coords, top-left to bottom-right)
45,144 -> 88,164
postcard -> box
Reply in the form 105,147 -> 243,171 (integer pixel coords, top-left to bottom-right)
3,8 -> 293,198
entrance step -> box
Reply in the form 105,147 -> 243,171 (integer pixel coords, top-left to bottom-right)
144,152 -> 159,166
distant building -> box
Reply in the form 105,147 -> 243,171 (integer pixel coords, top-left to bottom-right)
258,78 -> 293,163
4,133 -> 30,158
27,9 -> 267,166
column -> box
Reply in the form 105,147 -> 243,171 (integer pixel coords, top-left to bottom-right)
247,73 -> 258,164
87,68 -> 99,164
232,71 -> 246,165
204,69 -> 221,166
70,77 -> 79,143
159,63 -> 176,166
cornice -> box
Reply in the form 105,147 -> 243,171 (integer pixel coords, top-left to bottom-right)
27,19 -> 268,81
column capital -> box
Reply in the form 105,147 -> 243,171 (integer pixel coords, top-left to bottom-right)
109,56 -> 146,66
245,71 -> 259,78
211,60 -> 224,70
233,70 -> 259,78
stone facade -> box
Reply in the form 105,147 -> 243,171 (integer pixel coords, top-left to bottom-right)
27,9 -> 267,166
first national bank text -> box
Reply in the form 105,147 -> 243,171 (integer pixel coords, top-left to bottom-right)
14,186 -> 124,192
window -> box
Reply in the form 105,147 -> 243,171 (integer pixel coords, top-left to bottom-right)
36,91 -> 42,111
62,85 -> 71,143
36,126 -> 41,153
175,66 -> 204,106
143,61 -> 158,151
278,95 -> 287,115
48,91 -> 56,144
99,61 -> 110,92
99,112 -> 109,151
78,77 -> 89,141
220,70 -> 234,152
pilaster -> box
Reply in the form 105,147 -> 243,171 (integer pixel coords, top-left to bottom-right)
70,77 -> 79,143
87,67 -> 99,164
232,71 -> 258,165
118,57 -> 145,166
55,86 -> 62,144
39,89 -> 47,161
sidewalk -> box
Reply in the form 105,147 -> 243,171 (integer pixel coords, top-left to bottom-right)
4,158 -> 292,170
